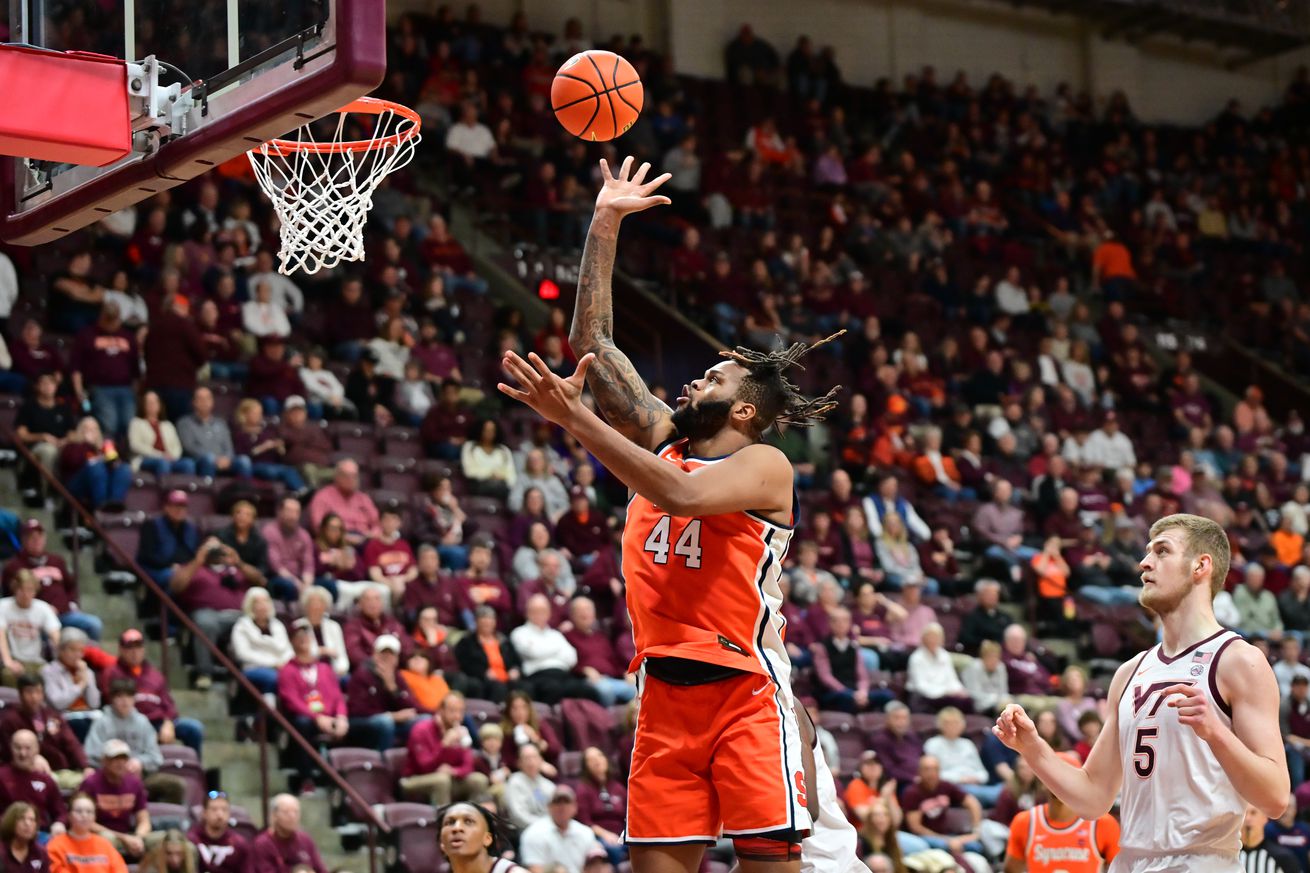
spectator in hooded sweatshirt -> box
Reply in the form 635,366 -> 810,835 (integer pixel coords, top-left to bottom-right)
83,682 -> 184,806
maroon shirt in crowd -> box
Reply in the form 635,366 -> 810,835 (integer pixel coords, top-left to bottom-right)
1003,649 -> 1054,697
100,658 -> 179,723
403,717 -> 476,778
71,326 -> 138,387
2,551 -> 77,614
564,625 -> 626,678
345,663 -> 417,718
515,579 -> 570,627
177,564 -> 249,613
249,829 -> 327,873
0,764 -> 64,829
343,613 -> 412,668
575,778 -> 627,834
0,705 -> 87,772
867,727 -> 924,785
188,822 -> 249,873
79,769 -> 147,834
400,574 -> 461,627
900,778 -> 969,834
246,352 -> 303,404
144,309 -> 207,392
279,421 -> 332,467
420,402 -> 473,447
555,511 -> 608,561
11,340 -> 63,380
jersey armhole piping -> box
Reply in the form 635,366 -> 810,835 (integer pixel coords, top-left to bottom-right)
1115,651 -> 1149,711
1208,633 -> 1241,720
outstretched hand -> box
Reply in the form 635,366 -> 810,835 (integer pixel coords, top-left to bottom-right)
498,351 -> 594,427
595,156 -> 673,216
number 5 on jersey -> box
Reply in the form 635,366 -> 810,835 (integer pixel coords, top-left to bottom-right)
644,516 -> 704,569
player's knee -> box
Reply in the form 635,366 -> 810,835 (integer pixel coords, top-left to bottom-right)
731,835 -> 801,863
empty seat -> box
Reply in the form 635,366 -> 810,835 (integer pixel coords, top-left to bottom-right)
125,487 -> 161,514
337,434 -> 379,457
382,802 -> 440,873
147,802 -> 191,832
326,748 -> 395,816
463,698 -> 500,725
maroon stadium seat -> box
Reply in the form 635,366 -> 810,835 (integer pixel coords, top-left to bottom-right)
463,698 -> 500,725
147,802 -> 191,832
326,748 -> 394,815
124,486 -> 161,514
382,802 -> 440,873
559,698 -> 616,758
158,748 -> 207,807
384,747 -> 408,781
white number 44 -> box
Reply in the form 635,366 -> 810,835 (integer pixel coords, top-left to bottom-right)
643,516 -> 703,569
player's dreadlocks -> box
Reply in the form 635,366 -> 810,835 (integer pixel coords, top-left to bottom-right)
720,331 -> 844,436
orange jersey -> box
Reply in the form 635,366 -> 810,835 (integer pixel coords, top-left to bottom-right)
621,439 -> 794,679
1006,804 -> 1119,872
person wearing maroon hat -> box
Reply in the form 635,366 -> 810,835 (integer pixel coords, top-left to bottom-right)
2,518 -> 100,640
143,293 -> 207,423
100,629 -> 204,753
555,486 -> 609,569
136,490 -> 201,589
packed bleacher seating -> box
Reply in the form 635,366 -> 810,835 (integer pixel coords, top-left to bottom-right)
3,4 -> 1310,872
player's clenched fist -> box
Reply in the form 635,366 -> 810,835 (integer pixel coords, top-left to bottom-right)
1164,683 -> 1223,742
992,703 -> 1043,755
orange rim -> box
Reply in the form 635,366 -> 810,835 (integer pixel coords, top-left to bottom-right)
256,96 -> 422,157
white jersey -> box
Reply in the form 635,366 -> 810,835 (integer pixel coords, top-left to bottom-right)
803,737 -> 872,873
1111,628 -> 1244,872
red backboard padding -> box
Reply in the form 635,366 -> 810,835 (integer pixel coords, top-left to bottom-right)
0,46 -> 131,167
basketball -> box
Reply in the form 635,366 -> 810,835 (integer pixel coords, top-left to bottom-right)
551,50 -> 644,142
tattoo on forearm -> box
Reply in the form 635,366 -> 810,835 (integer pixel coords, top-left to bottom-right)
569,227 -> 669,439
571,231 -> 616,343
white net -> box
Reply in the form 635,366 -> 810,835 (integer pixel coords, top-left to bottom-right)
247,100 -> 421,276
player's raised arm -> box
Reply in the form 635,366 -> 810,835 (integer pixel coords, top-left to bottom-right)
994,658 -> 1131,820
568,156 -> 676,452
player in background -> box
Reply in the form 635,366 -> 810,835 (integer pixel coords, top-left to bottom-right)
795,702 -> 872,873
994,513 -> 1287,873
1004,752 -> 1120,873
498,156 -> 841,873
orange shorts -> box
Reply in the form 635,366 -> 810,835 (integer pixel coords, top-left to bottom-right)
624,669 -> 811,844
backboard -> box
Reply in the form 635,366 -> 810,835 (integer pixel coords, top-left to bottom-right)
0,0 -> 385,245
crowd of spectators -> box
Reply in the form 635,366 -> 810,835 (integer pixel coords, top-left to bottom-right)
3,4 -> 1310,872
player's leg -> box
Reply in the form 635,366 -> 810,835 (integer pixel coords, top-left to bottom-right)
629,844 -> 706,873
626,675 -> 719,873
713,675 -> 810,873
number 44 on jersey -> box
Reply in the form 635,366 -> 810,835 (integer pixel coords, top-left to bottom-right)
643,516 -> 704,569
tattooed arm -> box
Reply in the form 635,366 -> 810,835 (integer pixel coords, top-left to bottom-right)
568,157 -> 677,452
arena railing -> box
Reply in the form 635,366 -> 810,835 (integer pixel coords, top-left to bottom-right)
10,439 -> 392,872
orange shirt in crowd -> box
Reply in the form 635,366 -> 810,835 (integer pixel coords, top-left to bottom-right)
47,832 -> 128,873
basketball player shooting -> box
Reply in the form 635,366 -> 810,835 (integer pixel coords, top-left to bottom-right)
993,513 -> 1287,873
497,156 -> 841,873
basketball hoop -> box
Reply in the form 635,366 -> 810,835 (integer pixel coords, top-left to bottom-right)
247,97 -> 421,276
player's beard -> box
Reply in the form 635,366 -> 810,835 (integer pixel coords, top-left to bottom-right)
671,398 -> 735,442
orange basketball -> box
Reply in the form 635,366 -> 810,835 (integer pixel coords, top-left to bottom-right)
552,50 -> 644,142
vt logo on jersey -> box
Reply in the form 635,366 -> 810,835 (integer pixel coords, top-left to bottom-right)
198,845 -> 237,867
1132,680 -> 1195,717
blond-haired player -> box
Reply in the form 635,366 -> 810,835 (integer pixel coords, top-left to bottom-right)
994,513 -> 1287,873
